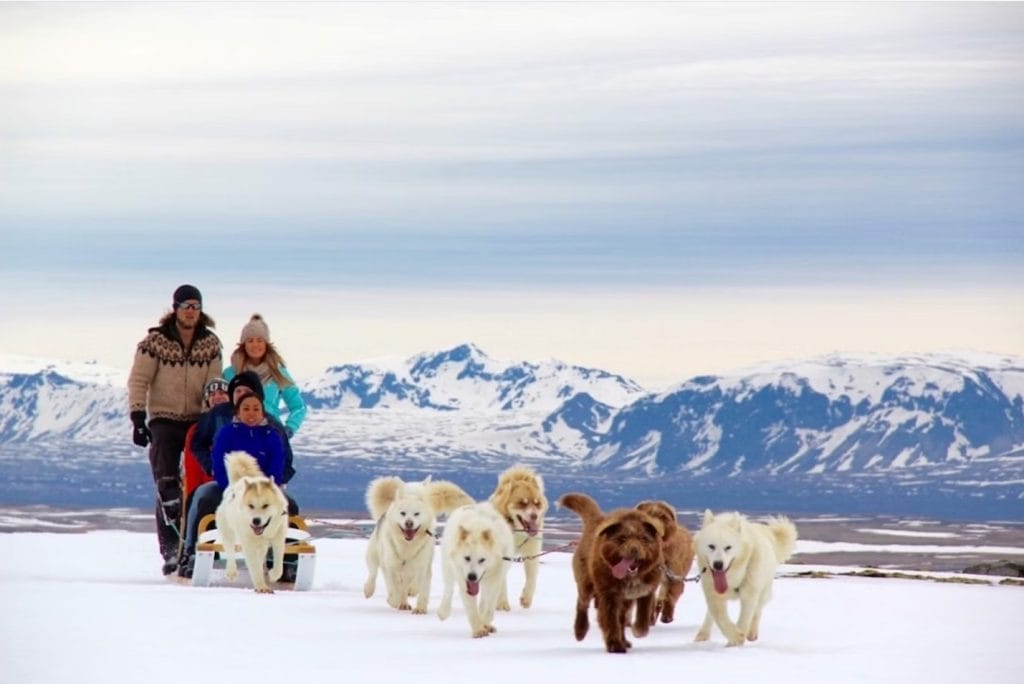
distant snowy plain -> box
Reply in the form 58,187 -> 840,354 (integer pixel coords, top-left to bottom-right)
1,528 -> 1021,684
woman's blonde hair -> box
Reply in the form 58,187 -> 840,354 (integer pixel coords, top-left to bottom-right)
230,341 -> 293,388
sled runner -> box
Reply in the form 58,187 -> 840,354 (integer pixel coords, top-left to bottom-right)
191,513 -> 317,591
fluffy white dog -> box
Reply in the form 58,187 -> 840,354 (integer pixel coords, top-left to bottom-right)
363,475 -> 472,613
437,502 -> 514,638
693,509 -> 798,646
215,451 -> 289,594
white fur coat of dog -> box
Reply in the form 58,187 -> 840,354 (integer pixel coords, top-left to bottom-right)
363,475 -> 473,613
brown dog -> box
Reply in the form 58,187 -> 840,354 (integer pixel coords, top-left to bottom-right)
635,500 -> 694,625
559,493 -> 664,653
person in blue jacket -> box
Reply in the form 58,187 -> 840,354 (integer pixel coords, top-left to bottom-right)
210,393 -> 284,488
223,314 -> 307,438
190,370 -> 295,484
178,379 -> 298,580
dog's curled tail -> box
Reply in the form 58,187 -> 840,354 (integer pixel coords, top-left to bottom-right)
224,451 -> 262,484
558,493 -> 603,532
366,476 -> 405,519
426,480 -> 474,515
767,516 -> 798,563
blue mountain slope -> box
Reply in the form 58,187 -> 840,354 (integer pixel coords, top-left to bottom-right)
585,359 -> 1024,476
2,349 -> 1022,519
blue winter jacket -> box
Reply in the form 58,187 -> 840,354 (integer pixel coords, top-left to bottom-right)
210,419 -> 285,490
223,365 -> 307,436
192,404 -> 295,483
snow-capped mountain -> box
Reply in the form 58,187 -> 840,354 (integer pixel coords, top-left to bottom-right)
0,355 -> 127,443
2,348 -> 1023,518
581,352 -> 1024,476
302,343 -> 646,412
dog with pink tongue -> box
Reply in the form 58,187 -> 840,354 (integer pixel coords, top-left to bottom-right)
693,509 -> 798,647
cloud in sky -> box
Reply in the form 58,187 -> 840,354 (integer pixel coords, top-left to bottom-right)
0,3 -> 1021,383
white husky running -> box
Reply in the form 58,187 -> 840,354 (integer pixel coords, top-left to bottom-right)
437,502 -> 514,638
363,475 -> 473,613
215,451 -> 289,594
693,509 -> 798,646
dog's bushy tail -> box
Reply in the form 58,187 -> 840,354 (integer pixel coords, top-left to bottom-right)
766,516 -> 798,563
426,480 -> 474,515
558,493 -> 603,533
224,451 -> 262,484
365,476 -> 405,519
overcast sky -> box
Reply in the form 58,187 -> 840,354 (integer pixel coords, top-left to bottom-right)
1,2 -> 1021,388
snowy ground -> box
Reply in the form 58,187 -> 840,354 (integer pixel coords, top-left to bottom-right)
1,530 -> 1021,683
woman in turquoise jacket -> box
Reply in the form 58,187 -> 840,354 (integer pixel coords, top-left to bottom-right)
223,313 -> 307,437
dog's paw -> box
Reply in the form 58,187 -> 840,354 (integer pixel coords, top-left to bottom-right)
631,622 -> 650,639
225,567 -> 238,581
725,633 -> 746,647
519,594 -> 532,609
485,624 -> 496,634
412,606 -> 427,615
269,567 -> 283,583
437,607 -> 450,621
472,627 -> 492,638
363,581 -> 375,598
574,613 -> 589,641
606,640 -> 628,654
497,599 -> 511,611
694,630 -> 710,642
746,629 -> 759,642
254,586 -> 274,594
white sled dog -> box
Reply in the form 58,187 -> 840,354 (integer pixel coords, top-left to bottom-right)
437,502 -> 514,638
363,475 -> 473,613
693,509 -> 797,646
215,451 -> 289,594
489,464 -> 548,610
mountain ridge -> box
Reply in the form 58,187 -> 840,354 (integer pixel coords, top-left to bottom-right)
2,346 -> 1022,518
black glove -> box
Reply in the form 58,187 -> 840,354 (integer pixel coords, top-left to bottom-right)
131,411 -> 151,448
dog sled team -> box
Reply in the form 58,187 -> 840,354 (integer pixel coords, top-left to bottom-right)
128,284 -> 798,651
362,463 -> 798,651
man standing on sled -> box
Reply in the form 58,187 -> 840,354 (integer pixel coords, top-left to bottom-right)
128,284 -> 222,575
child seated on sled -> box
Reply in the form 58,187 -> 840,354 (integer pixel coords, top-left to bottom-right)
179,379 -> 299,580
179,378 -> 230,531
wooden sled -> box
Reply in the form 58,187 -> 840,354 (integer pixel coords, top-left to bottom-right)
191,513 -> 317,591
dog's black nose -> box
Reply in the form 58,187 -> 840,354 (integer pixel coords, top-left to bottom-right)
712,561 -> 724,571
252,518 -> 263,526
467,572 -> 478,582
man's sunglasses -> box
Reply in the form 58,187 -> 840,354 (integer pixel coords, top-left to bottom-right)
177,302 -> 201,311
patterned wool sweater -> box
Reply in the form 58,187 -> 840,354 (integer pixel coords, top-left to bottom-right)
128,321 -> 222,423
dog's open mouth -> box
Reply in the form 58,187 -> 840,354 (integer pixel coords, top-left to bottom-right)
250,521 -> 269,536
466,579 -> 480,596
711,566 -> 731,594
399,525 -> 418,541
516,514 -> 539,537
611,557 -> 639,580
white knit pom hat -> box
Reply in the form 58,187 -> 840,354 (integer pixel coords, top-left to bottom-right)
239,314 -> 270,342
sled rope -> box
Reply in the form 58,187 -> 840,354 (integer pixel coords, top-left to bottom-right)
660,563 -> 700,583
503,540 -> 577,563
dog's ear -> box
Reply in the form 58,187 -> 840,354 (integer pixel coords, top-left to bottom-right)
730,513 -> 743,532
491,479 -> 510,510
642,521 -> 663,542
703,509 -> 715,526
458,526 -> 470,542
639,512 -> 664,541
598,521 -> 621,539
